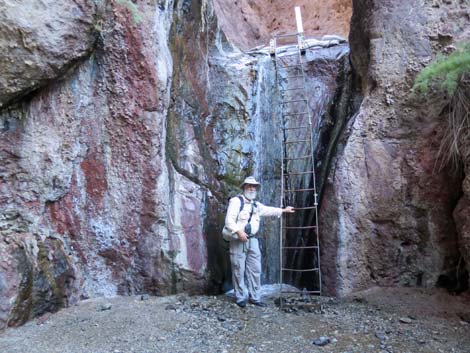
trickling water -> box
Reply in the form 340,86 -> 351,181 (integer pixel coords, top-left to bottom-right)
252,54 -> 283,283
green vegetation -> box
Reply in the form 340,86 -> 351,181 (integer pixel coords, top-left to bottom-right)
413,43 -> 470,95
413,43 -> 470,170
115,0 -> 143,25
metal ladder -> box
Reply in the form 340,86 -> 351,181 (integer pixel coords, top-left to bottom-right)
272,33 -> 322,306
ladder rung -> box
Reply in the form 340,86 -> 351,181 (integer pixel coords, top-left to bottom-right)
283,112 -> 308,116
284,187 -> 316,192
280,290 -> 321,294
280,63 -> 303,69
281,268 -> 320,272
280,87 -> 304,92
291,206 -> 317,210
283,126 -> 309,131
283,155 -> 311,161
285,139 -> 310,144
283,225 -> 317,229
284,189 -> 315,192
285,171 -> 315,176
282,246 -> 319,250
281,99 -> 307,104
286,75 -> 304,79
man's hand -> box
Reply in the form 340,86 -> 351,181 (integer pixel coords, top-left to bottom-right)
283,206 -> 295,213
236,230 -> 248,242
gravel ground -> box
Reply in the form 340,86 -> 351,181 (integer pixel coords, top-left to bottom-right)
0,287 -> 469,353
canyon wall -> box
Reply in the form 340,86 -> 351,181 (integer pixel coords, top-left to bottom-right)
0,0 -> 468,329
1,0 -> 179,328
320,0 -> 470,295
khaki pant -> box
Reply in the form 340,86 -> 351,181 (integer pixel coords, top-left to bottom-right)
230,237 -> 261,303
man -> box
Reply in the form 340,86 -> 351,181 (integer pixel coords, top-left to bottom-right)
224,176 -> 295,307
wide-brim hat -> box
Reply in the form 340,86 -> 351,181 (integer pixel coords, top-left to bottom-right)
240,176 -> 261,188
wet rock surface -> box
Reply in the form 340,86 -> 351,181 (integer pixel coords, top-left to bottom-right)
0,287 -> 469,353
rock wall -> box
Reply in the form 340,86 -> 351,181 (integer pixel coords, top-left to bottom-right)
0,0 -> 321,328
320,0 -> 470,296
0,0 -> 177,328
0,0 -> 97,108
1,0 -> 469,330
0,0 -> 354,328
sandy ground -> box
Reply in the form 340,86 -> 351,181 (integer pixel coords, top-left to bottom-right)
0,287 -> 469,353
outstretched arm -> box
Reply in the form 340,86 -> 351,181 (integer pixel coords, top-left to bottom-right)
257,203 -> 295,217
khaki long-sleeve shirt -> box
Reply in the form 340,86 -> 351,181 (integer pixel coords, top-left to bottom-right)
224,195 -> 283,236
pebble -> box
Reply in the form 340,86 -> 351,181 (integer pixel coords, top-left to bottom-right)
165,304 -> 177,311
375,331 -> 386,341
140,294 -> 150,301
313,336 -> 331,346
98,303 -> 112,311
221,322 -> 233,330
459,313 -> 470,323
36,312 -> 52,325
399,317 -> 413,324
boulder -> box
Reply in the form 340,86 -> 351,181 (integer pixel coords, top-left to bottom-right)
0,0 -> 96,108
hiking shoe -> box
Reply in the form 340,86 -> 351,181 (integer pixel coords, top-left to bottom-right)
236,300 -> 247,308
249,300 -> 267,307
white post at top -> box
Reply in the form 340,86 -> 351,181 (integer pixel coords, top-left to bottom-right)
295,6 -> 303,34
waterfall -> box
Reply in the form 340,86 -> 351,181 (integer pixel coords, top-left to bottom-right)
249,41 -> 354,286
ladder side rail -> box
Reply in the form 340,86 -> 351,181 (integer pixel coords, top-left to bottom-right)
273,40 -> 287,309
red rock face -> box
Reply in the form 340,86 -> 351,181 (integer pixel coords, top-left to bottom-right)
80,155 -> 108,206
0,0 -> 174,328
47,174 -> 82,238
320,0 -> 470,296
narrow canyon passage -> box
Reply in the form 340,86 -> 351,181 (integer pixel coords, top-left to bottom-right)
0,3 -> 469,349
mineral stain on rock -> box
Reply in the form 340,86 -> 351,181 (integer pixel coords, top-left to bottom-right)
80,155 -> 108,205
